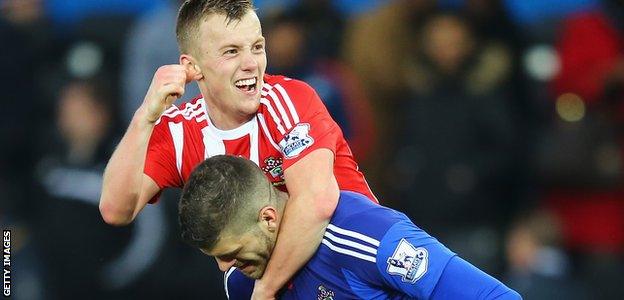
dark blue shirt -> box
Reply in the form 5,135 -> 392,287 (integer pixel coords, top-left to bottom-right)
226,191 -> 521,299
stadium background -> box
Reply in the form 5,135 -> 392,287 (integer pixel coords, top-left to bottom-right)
1,0 -> 623,299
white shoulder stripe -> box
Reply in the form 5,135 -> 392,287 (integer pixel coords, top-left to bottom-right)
324,231 -> 377,255
321,238 -> 376,263
159,99 -> 206,122
168,122 -> 184,177
260,98 -> 286,135
257,114 -> 280,151
327,224 -> 380,247
275,84 -> 300,124
224,267 -> 236,299
266,89 -> 293,129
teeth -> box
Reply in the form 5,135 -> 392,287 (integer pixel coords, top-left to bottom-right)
235,77 -> 256,87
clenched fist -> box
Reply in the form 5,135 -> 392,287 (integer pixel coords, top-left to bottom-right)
142,65 -> 194,123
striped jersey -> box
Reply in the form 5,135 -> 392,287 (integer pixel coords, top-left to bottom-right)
144,74 -> 376,202
226,191 -> 521,299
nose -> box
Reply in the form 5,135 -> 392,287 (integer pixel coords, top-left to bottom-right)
240,49 -> 258,71
216,257 -> 237,272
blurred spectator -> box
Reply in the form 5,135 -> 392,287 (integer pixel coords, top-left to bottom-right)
265,8 -> 378,164
342,0 -> 437,195
543,0 -> 624,257
388,11 -> 517,272
505,209 -> 588,299
34,77 -> 139,299
33,75 -> 224,299
121,0 -> 199,123
534,3 -> 624,298
343,0 -> 436,105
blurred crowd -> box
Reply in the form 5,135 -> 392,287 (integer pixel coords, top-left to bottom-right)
1,0 -> 623,299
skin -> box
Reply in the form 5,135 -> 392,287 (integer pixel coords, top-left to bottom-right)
180,10 -> 267,130
205,204 -> 283,279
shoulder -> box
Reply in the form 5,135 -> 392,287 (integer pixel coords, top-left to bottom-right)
331,192 -> 407,237
263,74 -> 315,94
261,74 -> 319,108
258,75 -> 325,136
155,95 -> 208,125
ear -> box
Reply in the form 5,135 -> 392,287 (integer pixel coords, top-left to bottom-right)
180,54 -> 204,81
258,206 -> 279,233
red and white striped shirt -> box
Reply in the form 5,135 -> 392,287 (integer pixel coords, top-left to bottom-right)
144,74 -> 377,203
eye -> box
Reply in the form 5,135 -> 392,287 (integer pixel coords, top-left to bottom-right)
224,49 -> 238,55
254,44 -> 265,51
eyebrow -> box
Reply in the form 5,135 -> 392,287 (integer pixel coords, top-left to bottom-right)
218,37 -> 265,51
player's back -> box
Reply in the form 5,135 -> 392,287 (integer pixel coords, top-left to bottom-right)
282,191 -> 430,299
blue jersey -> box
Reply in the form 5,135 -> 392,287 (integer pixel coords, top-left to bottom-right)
226,191 -> 521,299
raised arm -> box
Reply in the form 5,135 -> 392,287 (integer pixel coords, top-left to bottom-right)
252,148 -> 339,299
99,65 -> 190,226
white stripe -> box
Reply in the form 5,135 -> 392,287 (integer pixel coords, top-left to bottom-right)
275,84 -> 299,124
260,98 -> 286,135
168,122 -> 184,177
267,89 -> 292,129
321,239 -> 376,263
224,267 -> 236,299
327,224 -> 380,247
257,114 -> 280,151
201,127 -> 226,158
161,100 -> 206,120
249,120 -> 259,166
324,231 -> 377,255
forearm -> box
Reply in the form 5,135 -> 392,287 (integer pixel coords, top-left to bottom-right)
258,194 -> 331,293
100,106 -> 154,225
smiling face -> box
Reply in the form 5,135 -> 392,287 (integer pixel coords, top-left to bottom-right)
185,9 -> 267,128
205,227 -> 276,279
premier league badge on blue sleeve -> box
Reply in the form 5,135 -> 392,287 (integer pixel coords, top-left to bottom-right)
386,239 -> 428,284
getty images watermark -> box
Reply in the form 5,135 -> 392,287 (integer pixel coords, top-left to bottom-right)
3,230 -> 10,297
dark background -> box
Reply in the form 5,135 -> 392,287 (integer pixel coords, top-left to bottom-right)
1,0 -> 623,299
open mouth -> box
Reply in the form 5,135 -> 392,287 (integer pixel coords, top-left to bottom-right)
234,77 -> 258,93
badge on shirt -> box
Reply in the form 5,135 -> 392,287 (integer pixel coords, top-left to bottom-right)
386,239 -> 428,284
317,284 -> 335,300
280,123 -> 314,158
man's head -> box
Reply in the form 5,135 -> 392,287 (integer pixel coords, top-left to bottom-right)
176,0 -> 267,128
179,155 -> 286,278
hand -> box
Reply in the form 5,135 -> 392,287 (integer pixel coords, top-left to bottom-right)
141,65 -> 193,123
251,280 -> 276,300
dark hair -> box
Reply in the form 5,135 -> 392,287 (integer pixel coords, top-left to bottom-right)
176,0 -> 254,53
179,155 -> 267,250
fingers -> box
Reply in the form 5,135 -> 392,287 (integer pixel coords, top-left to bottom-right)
143,64 -> 192,123
160,83 -> 185,104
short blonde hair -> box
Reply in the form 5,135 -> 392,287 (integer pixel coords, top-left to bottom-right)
176,0 -> 254,54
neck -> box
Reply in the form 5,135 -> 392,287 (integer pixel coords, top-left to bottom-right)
274,190 -> 288,213
200,87 -> 254,130
203,100 -> 254,130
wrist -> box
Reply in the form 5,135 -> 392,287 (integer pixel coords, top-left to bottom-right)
134,105 -> 158,126
255,278 -> 278,295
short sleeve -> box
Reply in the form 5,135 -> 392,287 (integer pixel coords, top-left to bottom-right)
376,220 -> 456,299
275,81 -> 341,170
143,119 -> 183,202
